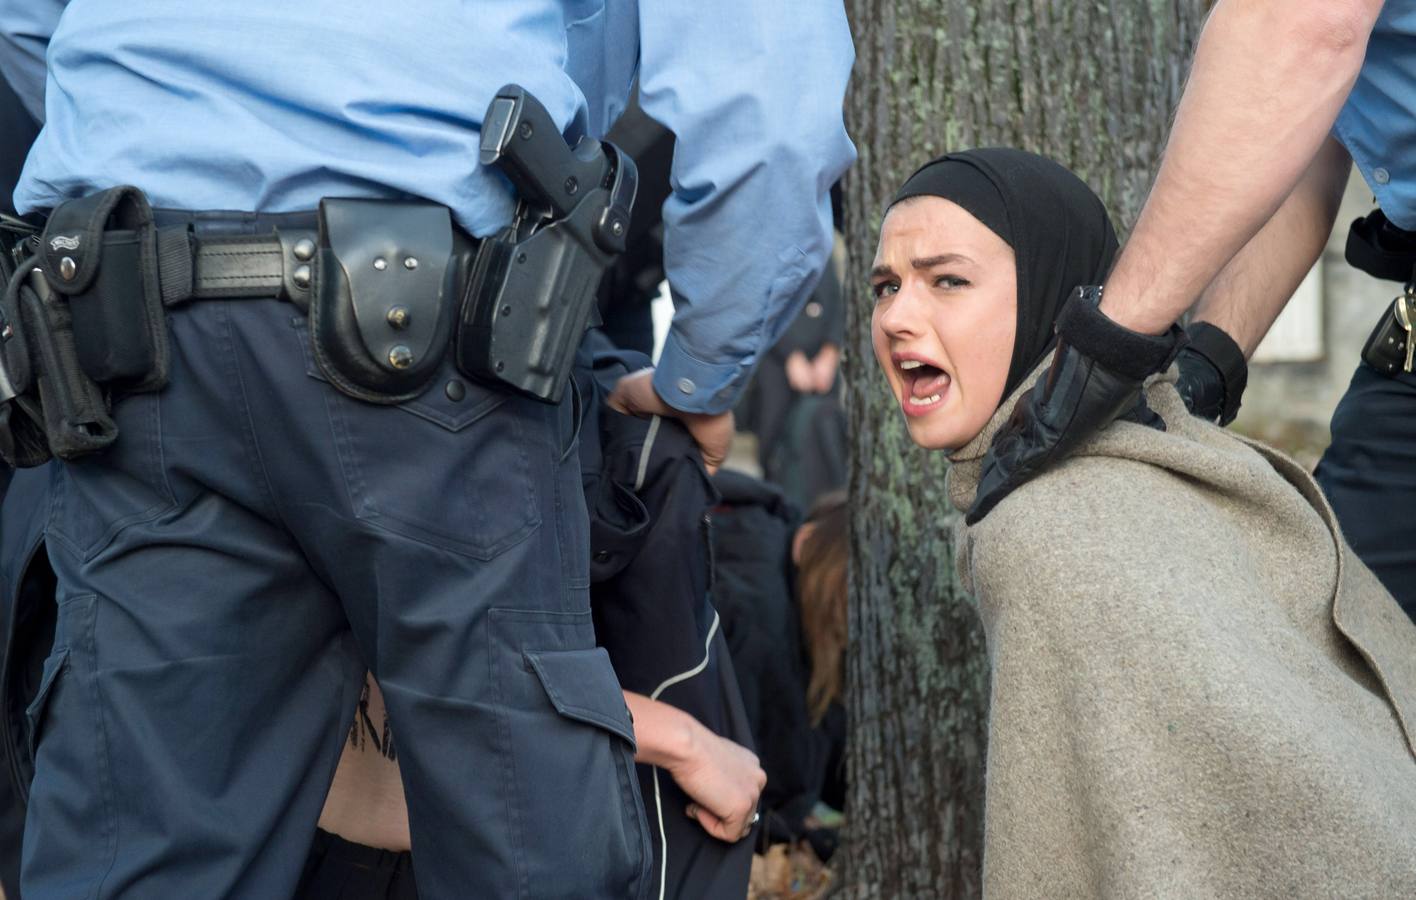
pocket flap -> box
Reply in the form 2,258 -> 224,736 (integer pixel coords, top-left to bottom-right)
524,647 -> 635,750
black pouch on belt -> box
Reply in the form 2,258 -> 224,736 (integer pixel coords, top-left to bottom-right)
1361,281 -> 1416,376
0,266 -> 116,465
309,198 -> 458,404
36,186 -> 168,392
1346,211 -> 1416,377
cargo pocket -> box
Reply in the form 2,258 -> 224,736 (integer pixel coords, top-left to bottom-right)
291,316 -> 541,559
494,632 -> 651,899
24,647 -> 67,765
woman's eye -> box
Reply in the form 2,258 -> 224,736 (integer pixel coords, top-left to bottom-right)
935,275 -> 970,289
871,281 -> 898,299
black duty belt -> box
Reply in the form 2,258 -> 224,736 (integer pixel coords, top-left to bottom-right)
155,224 -> 477,311
0,84 -> 637,471
166,227 -> 319,307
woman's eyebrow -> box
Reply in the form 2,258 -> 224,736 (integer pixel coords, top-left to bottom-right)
913,253 -> 973,269
869,263 -> 895,279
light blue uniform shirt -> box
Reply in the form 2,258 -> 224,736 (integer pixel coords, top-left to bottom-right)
1336,1 -> 1416,229
0,1 -> 855,414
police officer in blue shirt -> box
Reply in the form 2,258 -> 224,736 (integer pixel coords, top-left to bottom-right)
959,1 -> 1416,600
0,3 -> 854,897
1169,1 -> 1416,622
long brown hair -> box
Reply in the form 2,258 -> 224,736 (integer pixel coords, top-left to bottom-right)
798,491 -> 848,726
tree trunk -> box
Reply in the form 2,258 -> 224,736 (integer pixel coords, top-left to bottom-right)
841,3 -> 1206,896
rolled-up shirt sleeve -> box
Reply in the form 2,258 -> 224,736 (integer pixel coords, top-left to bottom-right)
637,2 -> 856,414
0,1 -> 67,123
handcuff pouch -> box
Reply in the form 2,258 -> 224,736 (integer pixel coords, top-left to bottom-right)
309,199 -> 456,404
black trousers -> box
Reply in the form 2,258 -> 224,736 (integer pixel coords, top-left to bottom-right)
1315,360 -> 1416,621
294,830 -> 417,900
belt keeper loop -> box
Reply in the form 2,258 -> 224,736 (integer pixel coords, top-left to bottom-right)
156,225 -> 194,306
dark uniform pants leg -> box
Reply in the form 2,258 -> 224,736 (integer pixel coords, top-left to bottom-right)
22,297 -> 651,898
1315,361 -> 1416,621
230,301 -> 652,899
22,302 -> 366,898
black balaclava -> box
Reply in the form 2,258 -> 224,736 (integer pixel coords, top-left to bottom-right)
888,147 -> 1119,400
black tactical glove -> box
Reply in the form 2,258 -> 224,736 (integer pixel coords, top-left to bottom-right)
1174,321 -> 1248,426
967,287 -> 1186,525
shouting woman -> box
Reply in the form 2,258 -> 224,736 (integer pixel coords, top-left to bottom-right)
869,147 -> 1416,898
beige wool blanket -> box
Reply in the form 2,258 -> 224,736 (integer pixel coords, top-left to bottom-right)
946,367 -> 1416,899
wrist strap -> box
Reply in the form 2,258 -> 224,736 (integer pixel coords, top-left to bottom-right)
1056,287 -> 1188,380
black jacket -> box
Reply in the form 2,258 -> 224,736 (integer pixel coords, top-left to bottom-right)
576,334 -> 755,900
707,471 -> 826,835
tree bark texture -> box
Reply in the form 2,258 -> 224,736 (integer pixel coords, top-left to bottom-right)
842,3 -> 1206,897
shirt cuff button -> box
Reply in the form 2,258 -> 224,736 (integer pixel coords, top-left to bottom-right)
676,378 -> 696,395
1375,167 -> 1391,185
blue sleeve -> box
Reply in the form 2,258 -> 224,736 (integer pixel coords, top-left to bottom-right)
637,2 -> 856,414
0,0 -> 66,123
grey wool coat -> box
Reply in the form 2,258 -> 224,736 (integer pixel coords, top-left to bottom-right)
947,366 -> 1416,899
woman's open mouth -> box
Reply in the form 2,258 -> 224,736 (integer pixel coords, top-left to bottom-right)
897,357 -> 951,416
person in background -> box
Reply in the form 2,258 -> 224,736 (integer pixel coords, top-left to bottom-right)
793,491 -> 847,829
737,251 -> 847,511
711,476 -> 847,861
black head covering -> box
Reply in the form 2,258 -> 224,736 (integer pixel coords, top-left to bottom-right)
888,147 -> 1119,400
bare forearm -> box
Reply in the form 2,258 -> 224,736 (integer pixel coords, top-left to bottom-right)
626,690 -> 766,842
624,690 -> 698,769
1191,137 -> 1352,356
1104,0 -> 1381,335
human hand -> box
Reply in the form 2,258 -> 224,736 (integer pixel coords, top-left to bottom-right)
608,367 -> 734,473
1174,322 -> 1248,426
1175,347 -> 1225,422
785,351 -> 816,393
668,726 -> 766,843
810,343 -> 840,393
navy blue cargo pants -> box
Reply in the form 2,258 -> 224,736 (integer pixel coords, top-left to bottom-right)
21,213 -> 652,899
1316,360 -> 1416,621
